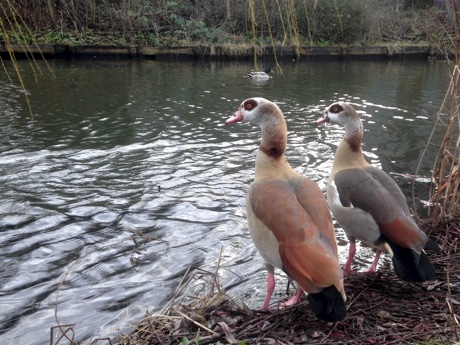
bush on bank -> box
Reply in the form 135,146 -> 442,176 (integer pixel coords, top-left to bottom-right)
0,0 -> 455,49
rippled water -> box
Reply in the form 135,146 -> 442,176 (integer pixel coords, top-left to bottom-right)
0,58 -> 450,344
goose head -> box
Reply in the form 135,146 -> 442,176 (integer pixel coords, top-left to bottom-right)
317,102 -> 363,139
316,102 -> 360,125
226,97 -> 284,127
226,97 -> 287,158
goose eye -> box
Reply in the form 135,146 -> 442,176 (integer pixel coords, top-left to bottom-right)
244,99 -> 257,111
330,104 -> 343,113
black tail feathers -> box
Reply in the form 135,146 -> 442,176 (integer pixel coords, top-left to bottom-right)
307,285 -> 346,322
389,242 -> 437,282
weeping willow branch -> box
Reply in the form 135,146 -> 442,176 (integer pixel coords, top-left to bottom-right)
303,0 -> 313,45
287,0 -> 301,59
262,0 -> 282,74
5,1 -> 53,77
275,0 -> 287,45
283,0 -> 293,45
0,15 -> 34,120
248,0 -> 258,71
333,0 -> 344,42
0,0 -> 55,120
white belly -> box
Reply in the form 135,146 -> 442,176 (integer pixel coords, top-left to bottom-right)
246,196 -> 283,270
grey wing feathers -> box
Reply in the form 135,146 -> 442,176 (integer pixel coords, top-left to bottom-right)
334,167 -> 409,223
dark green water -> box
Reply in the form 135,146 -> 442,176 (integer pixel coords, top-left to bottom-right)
0,58 -> 450,343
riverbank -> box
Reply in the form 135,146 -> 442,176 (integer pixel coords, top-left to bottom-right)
0,43 -> 439,61
114,218 -> 459,345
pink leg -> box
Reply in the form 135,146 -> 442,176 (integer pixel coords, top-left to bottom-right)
343,239 -> 357,276
262,271 -> 275,310
366,250 -> 382,273
280,287 -> 304,308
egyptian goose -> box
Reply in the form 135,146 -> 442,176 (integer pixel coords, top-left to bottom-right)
226,97 -> 346,322
247,67 -> 272,80
316,102 -> 440,282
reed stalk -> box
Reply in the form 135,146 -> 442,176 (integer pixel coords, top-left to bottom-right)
427,61 -> 460,223
422,0 -> 460,223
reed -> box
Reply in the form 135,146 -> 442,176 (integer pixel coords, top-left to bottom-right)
414,0 -> 460,224
427,61 -> 460,223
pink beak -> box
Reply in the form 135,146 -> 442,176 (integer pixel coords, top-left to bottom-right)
225,108 -> 244,124
316,113 -> 330,124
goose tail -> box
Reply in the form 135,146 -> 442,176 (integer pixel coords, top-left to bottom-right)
389,241 -> 438,282
307,285 -> 346,322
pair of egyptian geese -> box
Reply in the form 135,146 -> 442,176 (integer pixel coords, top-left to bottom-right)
225,97 -> 440,322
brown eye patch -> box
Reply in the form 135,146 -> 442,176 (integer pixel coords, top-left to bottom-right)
329,103 -> 344,113
244,99 -> 258,111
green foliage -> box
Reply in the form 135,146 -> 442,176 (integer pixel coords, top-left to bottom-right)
169,13 -> 228,44
182,329 -> 200,345
39,29 -> 98,45
1,29 -> 33,44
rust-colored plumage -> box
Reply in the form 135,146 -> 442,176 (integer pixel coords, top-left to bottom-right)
226,97 -> 346,321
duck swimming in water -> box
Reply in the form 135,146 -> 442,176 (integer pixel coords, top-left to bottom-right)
247,67 -> 272,80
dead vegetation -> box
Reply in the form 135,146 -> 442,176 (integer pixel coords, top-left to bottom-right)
425,61 -> 460,225
107,218 -> 460,345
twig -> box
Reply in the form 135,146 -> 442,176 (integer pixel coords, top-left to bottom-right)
446,261 -> 460,340
172,307 -> 219,335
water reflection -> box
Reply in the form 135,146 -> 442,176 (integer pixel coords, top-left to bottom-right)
0,58 -> 450,344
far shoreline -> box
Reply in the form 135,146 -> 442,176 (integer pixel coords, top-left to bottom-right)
0,43 -> 441,61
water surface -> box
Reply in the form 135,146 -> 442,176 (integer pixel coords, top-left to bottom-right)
0,58 -> 450,344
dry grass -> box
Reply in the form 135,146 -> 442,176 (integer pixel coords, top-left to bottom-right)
425,61 -> 460,224
111,219 -> 460,345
